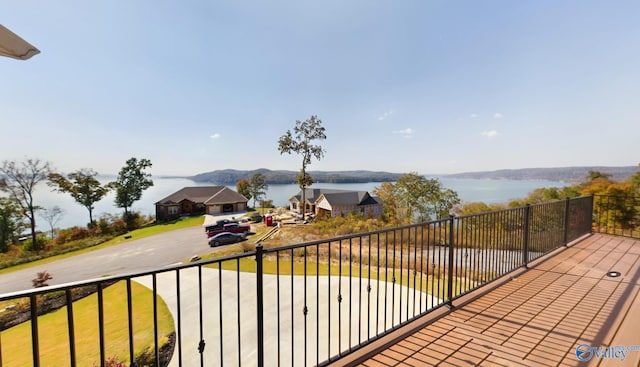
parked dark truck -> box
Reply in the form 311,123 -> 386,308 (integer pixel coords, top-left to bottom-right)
207,222 -> 250,238
204,219 -> 237,233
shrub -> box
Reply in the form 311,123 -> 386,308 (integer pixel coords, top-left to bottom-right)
96,217 -> 112,235
32,271 -> 53,288
110,218 -> 128,235
22,234 -> 49,252
54,226 -> 93,244
93,356 -> 127,367
70,227 -> 92,241
134,346 -> 157,367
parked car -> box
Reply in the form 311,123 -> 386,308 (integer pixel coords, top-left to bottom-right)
207,222 -> 251,238
208,232 -> 247,247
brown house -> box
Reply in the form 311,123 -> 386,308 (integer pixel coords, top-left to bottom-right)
316,191 -> 383,218
289,188 -> 383,218
155,186 -> 248,221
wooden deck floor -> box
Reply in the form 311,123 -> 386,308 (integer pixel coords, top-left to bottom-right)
337,234 -> 640,367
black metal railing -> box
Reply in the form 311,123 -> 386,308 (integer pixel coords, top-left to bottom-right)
0,195 -> 599,367
593,195 -> 640,238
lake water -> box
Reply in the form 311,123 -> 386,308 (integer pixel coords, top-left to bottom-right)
32,177 -> 567,230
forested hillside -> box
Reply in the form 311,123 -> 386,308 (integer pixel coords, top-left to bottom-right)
444,166 -> 638,183
189,169 -> 404,185
188,166 -> 639,185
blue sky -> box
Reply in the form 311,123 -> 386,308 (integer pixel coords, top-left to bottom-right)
2,1 -> 638,176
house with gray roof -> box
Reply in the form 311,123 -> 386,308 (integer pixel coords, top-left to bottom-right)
155,186 -> 248,221
289,188 -> 383,218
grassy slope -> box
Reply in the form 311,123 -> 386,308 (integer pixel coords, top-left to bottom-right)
212,257 -> 467,299
1,281 -> 173,366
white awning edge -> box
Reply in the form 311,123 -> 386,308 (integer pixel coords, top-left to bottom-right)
0,24 -> 40,60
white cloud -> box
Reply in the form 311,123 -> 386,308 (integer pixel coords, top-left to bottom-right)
493,112 -> 503,119
393,128 -> 414,138
470,113 -> 478,119
481,130 -> 499,138
378,110 -> 394,121
210,133 -> 221,139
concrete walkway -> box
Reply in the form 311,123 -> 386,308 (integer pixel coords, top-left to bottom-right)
137,266 -> 441,367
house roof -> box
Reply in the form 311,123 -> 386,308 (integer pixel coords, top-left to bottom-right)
290,188 -> 349,203
155,186 -> 248,205
205,187 -> 249,205
319,191 -> 382,207
291,188 -> 384,207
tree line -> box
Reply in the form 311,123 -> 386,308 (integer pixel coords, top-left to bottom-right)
0,157 -> 153,252
190,169 -> 403,185
458,165 -> 640,216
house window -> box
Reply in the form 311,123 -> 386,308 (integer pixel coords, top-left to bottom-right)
168,206 -> 178,215
292,202 -> 298,210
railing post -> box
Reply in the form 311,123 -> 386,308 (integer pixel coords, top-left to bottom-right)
523,204 -> 531,268
563,197 -> 571,245
256,243 -> 265,367
590,194 -> 596,234
447,215 -> 455,308
30,294 -> 40,367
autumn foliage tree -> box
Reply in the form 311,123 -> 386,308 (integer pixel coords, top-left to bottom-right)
277,115 -> 327,220
48,169 -> 110,226
374,173 -> 460,224
0,197 -> 23,252
236,178 -> 251,201
111,158 -> 153,216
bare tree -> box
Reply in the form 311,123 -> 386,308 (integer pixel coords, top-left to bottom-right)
0,158 -> 52,251
39,206 -> 64,239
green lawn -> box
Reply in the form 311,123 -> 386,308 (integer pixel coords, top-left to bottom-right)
211,257 -> 469,299
1,281 -> 174,367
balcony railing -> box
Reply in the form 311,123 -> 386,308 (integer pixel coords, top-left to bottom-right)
0,195 -> 613,366
593,194 -> 640,238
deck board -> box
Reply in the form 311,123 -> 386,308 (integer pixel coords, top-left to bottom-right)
339,234 -> 640,367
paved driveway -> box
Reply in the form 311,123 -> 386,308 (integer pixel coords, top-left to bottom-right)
136,268 -> 440,367
0,225 -> 212,294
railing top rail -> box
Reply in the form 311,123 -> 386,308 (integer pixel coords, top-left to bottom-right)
454,205 -> 526,220
452,195 -> 592,220
527,195 -> 591,208
594,194 -> 640,199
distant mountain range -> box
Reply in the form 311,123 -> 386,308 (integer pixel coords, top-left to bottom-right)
187,166 -> 638,185
442,166 -> 639,183
189,169 -> 404,185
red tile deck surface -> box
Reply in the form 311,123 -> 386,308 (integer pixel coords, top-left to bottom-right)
338,234 -> 640,367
